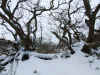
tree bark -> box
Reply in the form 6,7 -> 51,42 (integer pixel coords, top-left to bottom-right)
82,0 -> 100,54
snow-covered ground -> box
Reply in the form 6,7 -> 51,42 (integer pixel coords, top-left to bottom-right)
1,42 -> 100,75
14,53 -> 100,75
1,52 -> 99,75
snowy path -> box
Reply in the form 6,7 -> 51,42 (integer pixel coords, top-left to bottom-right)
14,52 -> 100,75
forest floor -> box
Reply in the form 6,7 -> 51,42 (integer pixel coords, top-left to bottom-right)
0,41 -> 100,75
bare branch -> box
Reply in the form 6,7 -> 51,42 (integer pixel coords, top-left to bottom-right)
1,0 -> 7,9
70,6 -> 84,14
92,4 -> 100,17
32,9 -> 37,34
12,0 -> 23,15
0,12 -> 25,39
96,15 -> 100,19
1,0 -> 13,19
1,23 -> 17,40
82,0 -> 92,17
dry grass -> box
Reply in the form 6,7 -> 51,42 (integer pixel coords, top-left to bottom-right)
35,48 -> 57,54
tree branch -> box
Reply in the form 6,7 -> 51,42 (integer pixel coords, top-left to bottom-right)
83,0 -> 92,17
0,12 -> 25,39
92,4 -> 100,17
12,0 -> 23,15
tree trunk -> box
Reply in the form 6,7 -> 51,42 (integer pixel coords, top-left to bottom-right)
81,0 -> 99,54
82,17 -> 95,54
19,35 -> 35,51
87,16 -> 95,42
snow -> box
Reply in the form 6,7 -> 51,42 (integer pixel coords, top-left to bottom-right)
13,52 -> 100,75
1,54 -> 100,75
0,41 -> 100,75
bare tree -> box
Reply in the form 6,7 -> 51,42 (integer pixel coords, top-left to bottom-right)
0,0 -> 59,50
83,0 -> 100,42
50,0 -> 83,54
82,0 -> 100,54
0,0 -> 66,72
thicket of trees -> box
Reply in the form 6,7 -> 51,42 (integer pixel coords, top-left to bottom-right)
0,0 -> 100,55
0,0 -> 100,73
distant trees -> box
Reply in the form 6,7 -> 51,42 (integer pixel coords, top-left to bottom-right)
50,0 -> 83,54
49,0 -> 100,55
0,0 -> 100,55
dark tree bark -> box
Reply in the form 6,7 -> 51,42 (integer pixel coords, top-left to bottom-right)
82,0 -> 100,54
83,0 -> 100,42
